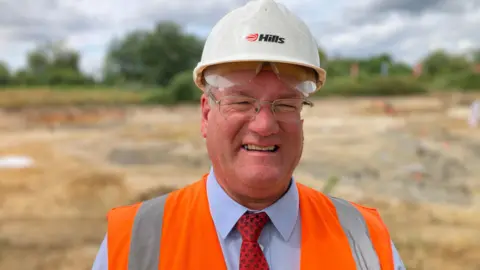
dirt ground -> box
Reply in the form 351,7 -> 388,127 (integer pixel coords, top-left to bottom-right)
0,95 -> 479,270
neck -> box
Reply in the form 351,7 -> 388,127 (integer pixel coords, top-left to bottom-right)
222,180 -> 292,211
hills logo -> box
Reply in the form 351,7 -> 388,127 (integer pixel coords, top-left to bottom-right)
245,33 -> 285,44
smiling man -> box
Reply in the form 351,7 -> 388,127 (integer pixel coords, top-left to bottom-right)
201,63 -> 312,211
92,0 -> 406,269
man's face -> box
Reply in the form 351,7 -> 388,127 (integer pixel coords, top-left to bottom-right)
200,70 -> 305,201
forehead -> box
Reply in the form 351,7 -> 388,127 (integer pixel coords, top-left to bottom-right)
217,70 -> 302,98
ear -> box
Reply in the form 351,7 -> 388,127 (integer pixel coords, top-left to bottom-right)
200,94 -> 210,138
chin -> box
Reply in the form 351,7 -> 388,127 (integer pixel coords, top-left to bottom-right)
237,166 -> 284,188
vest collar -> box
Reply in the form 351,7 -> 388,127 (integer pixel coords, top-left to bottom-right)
206,167 -> 299,241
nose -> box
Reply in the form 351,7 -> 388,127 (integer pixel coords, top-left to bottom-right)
247,105 -> 280,136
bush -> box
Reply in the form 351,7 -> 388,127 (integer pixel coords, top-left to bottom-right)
315,76 -> 428,97
419,71 -> 480,92
446,72 -> 480,91
143,88 -> 175,104
143,70 -> 202,104
166,70 -> 202,102
315,77 -> 365,97
363,76 -> 427,96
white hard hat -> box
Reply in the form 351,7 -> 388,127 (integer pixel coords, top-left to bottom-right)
193,0 -> 326,96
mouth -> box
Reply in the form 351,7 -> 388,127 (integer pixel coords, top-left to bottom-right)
242,144 -> 279,153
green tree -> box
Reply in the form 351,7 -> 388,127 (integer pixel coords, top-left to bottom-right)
0,61 -> 10,85
13,69 -> 36,85
469,48 -> 480,64
325,57 -> 356,77
103,21 -> 204,87
23,40 -> 88,85
422,49 -> 471,77
318,47 -> 328,68
324,53 -> 413,79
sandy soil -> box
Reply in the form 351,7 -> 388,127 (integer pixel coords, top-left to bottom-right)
1,96 -> 479,270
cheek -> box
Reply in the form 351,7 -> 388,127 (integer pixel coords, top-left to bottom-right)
281,124 -> 304,151
208,115 -> 245,143
281,121 -> 303,137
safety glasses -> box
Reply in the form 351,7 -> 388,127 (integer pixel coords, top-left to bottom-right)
201,61 -> 320,95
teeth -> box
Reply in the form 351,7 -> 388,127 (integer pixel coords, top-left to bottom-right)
243,144 -> 276,151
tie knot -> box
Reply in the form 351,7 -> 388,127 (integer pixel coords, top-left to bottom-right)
236,212 -> 270,242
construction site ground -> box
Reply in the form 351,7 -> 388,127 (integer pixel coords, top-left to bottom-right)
0,95 -> 479,270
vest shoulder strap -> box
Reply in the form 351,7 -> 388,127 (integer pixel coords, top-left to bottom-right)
350,201 -> 395,270
328,195 -> 382,270
128,194 -> 168,270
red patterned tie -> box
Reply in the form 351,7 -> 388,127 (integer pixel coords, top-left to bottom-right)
236,212 -> 270,270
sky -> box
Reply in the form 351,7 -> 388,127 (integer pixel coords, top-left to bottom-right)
0,0 -> 479,75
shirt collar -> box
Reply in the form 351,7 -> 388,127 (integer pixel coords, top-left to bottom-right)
206,167 -> 299,241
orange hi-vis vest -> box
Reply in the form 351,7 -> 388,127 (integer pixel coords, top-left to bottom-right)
107,174 -> 394,270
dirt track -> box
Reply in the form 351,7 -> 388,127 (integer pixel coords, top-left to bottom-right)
1,96 -> 479,270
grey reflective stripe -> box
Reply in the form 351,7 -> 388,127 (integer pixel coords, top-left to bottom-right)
329,196 -> 381,270
126,193 -> 381,270
128,194 -> 168,270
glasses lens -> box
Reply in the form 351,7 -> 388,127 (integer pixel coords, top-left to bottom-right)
273,99 -> 310,122
218,96 -> 257,119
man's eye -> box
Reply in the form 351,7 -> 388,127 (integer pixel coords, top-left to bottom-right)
234,101 -> 253,104
278,104 -> 296,108
275,104 -> 298,112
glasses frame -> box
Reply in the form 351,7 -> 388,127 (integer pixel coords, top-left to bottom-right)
206,90 -> 314,122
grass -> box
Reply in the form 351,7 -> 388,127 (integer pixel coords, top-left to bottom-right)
0,87 -> 157,108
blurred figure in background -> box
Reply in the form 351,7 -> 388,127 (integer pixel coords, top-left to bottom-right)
92,0 -> 406,269
469,99 -> 479,128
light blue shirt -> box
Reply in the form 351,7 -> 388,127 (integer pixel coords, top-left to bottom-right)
92,168 -> 406,269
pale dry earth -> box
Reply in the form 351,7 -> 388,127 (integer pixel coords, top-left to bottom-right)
0,96 -> 479,270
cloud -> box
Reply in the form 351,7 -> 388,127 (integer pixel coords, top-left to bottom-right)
0,0 -> 103,42
366,0 -> 479,15
0,0 -> 478,74
0,0 -> 250,73
312,0 -> 480,63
